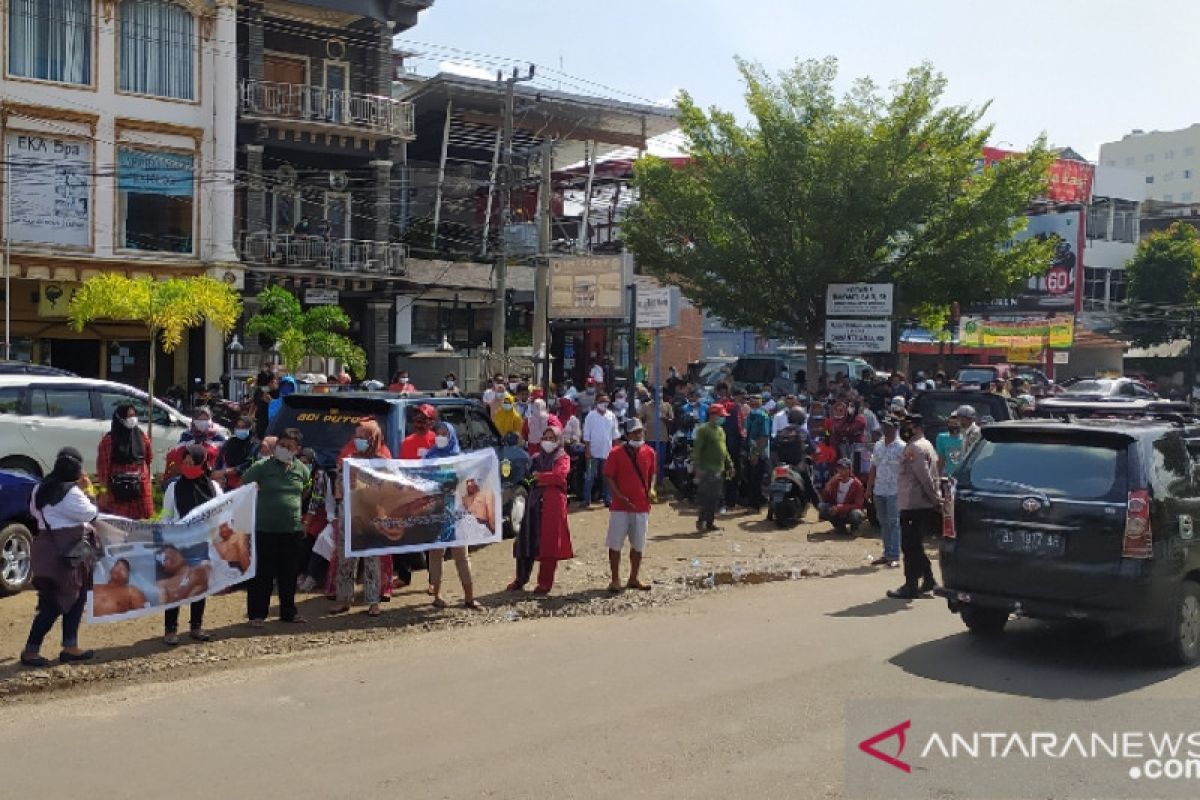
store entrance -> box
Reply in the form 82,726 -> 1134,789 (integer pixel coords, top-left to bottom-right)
44,339 -> 100,379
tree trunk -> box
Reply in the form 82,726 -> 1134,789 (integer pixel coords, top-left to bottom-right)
805,333 -> 819,392
146,330 -> 156,454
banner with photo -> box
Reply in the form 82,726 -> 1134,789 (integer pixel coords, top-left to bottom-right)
342,450 -> 502,557
87,485 -> 258,623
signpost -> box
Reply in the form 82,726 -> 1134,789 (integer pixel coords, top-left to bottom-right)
824,319 -> 892,354
825,283 -> 894,360
548,256 -> 628,319
826,283 -> 894,317
634,286 -> 675,459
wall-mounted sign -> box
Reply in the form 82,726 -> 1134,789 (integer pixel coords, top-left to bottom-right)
6,133 -> 91,247
38,281 -> 82,318
305,288 -> 340,305
825,319 -> 892,353
826,283 -> 894,317
549,256 -> 627,319
958,315 -> 1074,350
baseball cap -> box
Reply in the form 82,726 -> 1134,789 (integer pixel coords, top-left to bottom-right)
836,457 -> 852,469
708,404 -> 729,418
624,418 -> 644,435
416,404 -> 438,420
954,404 -> 977,419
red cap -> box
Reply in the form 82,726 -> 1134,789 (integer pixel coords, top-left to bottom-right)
707,404 -> 728,418
417,404 -> 438,420
587,377 -> 597,386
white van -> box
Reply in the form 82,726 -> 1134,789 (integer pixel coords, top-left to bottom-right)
0,376 -> 196,477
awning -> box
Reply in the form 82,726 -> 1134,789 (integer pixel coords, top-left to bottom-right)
1126,339 -> 1190,359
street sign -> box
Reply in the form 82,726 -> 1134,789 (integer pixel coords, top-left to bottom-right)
304,288 -> 339,305
635,288 -> 673,329
826,283 -> 894,317
549,256 -> 628,319
1053,351 -> 1070,364
825,319 -> 892,353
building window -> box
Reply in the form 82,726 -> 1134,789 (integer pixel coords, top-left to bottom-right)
1183,192 -> 1194,202
1186,170 -> 1193,179
1147,176 -> 1155,184
118,0 -> 195,100
117,148 -> 194,253
7,0 -> 91,84
1086,202 -> 1109,240
1109,269 -> 1127,304
1164,194 -> 1174,202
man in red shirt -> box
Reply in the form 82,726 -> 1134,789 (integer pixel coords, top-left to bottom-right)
603,418 -> 657,593
399,404 -> 438,459
819,457 -> 867,535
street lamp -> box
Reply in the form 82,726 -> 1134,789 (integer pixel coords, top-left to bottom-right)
227,335 -> 244,401
269,340 -> 280,370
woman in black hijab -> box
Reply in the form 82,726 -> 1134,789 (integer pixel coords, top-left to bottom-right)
97,403 -> 153,519
21,447 -> 98,667
160,444 -> 220,645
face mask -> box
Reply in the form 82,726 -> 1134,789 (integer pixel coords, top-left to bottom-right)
181,463 -> 204,480
541,440 -> 558,453
446,380 -> 455,388
502,403 -> 514,411
274,446 -> 294,463
194,419 -> 211,432
122,416 -> 139,429
628,439 -> 645,449
435,435 -> 450,449
354,438 -> 370,453
398,377 -> 409,385
235,429 -> 250,440
596,403 -> 608,412
509,382 -> 518,392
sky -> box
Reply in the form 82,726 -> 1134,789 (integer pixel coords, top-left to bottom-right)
401,0 -> 1200,161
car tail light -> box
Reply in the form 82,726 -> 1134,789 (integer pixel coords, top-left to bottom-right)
1122,489 -> 1153,559
774,466 -> 790,478
940,477 -> 956,539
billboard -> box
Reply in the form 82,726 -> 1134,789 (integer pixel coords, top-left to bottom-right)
5,133 -> 92,247
1008,211 -> 1084,311
549,256 -> 628,319
981,147 -> 1095,205
958,314 -> 1074,350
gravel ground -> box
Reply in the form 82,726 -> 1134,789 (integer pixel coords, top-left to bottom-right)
0,499 -> 903,701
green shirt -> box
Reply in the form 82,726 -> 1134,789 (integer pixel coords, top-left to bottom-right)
693,421 -> 731,474
242,457 -> 310,533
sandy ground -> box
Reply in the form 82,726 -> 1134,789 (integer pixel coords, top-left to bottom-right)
0,498 -> 894,699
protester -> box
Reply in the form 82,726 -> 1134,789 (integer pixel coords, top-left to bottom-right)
742,395 -> 772,511
20,447 -> 97,667
251,370 -> 276,440
818,458 -> 866,535
692,404 -> 733,533
935,412 -> 966,477
887,415 -> 941,600
612,389 -> 630,420
241,428 -> 310,625
522,398 -> 553,453
866,416 -> 905,568
180,406 -> 227,448
159,444 -> 220,645
721,388 -> 747,510
589,359 -> 606,388
442,372 -> 460,394
388,369 -> 416,394
639,391 -> 673,484
603,419 -> 657,592
97,403 -> 153,519
267,375 -> 297,421
482,374 -> 507,414
508,418 -> 572,593
576,379 -> 598,415
216,416 -> 258,490
581,393 -> 619,508
400,404 -> 439,458
957,405 -> 982,455
492,392 -> 524,441
772,395 -> 797,438
421,425 -> 482,610
331,420 -> 392,616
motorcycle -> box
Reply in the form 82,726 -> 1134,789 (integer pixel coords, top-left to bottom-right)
766,458 -> 819,529
667,415 -> 697,501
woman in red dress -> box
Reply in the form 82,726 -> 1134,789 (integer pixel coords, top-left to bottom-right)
508,417 -> 573,594
96,403 -> 153,519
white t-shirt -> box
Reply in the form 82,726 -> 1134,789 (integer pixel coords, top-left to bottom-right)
161,479 -> 223,522
589,364 -> 605,385
582,409 -> 619,459
772,407 -> 791,437
30,485 -> 97,530
870,438 -> 906,497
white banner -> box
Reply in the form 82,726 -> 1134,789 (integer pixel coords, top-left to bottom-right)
825,318 -> 892,353
342,450 -> 503,556
6,133 -> 91,247
826,283 -> 894,316
87,485 -> 258,623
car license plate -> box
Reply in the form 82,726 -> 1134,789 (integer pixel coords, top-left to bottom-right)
991,527 -> 1065,557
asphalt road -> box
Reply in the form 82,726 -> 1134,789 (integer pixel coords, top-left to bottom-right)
1,569 -> 1195,800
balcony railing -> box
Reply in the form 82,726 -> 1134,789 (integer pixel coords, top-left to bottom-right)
239,79 -> 415,138
239,233 -> 408,275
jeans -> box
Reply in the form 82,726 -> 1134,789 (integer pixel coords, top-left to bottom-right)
900,508 -> 938,589
696,470 -> 724,528
818,503 -> 865,532
652,441 -> 669,483
583,457 -> 608,505
164,599 -> 206,633
25,587 -> 85,651
247,530 -> 302,621
874,493 -> 900,560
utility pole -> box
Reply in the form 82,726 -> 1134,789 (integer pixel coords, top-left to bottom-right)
491,65 -> 534,362
535,140 -> 553,393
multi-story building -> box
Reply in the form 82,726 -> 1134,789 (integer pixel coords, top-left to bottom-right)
233,0 -> 430,378
1,0 -> 240,388
1099,125 -> 1200,203
1081,165 -> 1146,313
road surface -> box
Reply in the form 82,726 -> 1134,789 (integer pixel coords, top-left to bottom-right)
0,569 -> 1194,799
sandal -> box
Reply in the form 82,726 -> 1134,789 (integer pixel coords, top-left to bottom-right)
626,580 -> 652,592
329,605 -> 351,615
504,581 -> 525,592
367,604 -> 381,617
189,630 -> 212,642
431,597 -> 447,609
163,633 -> 180,646
607,583 -> 623,594
463,599 -> 483,610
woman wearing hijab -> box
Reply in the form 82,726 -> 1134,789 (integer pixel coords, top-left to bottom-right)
492,392 -> 524,441
521,398 -> 552,455
423,422 -> 482,610
508,417 -> 573,594
330,419 -> 392,616
21,447 -> 98,667
216,416 -> 258,490
97,403 -> 153,519
267,375 -> 298,421
160,444 -> 220,645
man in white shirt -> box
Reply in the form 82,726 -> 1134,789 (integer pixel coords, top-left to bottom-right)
866,416 -> 906,567
589,360 -> 606,388
772,395 -> 798,438
581,393 -> 619,508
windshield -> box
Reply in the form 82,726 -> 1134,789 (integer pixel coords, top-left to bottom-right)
917,396 -> 1006,427
957,369 -> 996,385
1063,380 -> 1113,395
963,438 -> 1126,501
268,402 -> 381,467
732,359 -> 777,384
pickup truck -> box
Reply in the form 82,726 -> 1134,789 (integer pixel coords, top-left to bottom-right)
266,393 -> 530,538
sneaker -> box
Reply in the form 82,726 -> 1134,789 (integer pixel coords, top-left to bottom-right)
886,585 -> 920,600
918,576 -> 938,594
886,559 -> 900,568
870,557 -> 890,567
297,576 -> 317,593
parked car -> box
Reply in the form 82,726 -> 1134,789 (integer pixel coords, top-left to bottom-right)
910,390 -> 1019,440
731,353 -> 873,390
267,392 -> 529,538
0,361 -> 76,377
0,376 -> 196,478
1057,377 -> 1159,401
955,363 -> 1016,388
939,418 -> 1200,665
687,357 -> 736,394
0,469 -> 38,594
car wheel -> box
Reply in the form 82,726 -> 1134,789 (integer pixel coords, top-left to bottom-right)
0,456 -> 42,479
0,523 -> 33,595
961,605 -> 1009,637
1160,580 -> 1200,666
504,486 -> 528,540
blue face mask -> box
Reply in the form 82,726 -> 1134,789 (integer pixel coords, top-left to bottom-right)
354,438 -> 370,453
235,429 -> 250,440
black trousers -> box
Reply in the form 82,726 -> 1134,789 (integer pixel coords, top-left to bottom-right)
247,531 -> 301,621
900,508 -> 938,588
164,599 -> 206,633
515,556 -> 535,587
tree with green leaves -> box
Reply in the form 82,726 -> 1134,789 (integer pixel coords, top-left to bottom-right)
68,274 -> 242,445
623,57 -> 1056,384
246,286 -> 367,378
1122,221 -> 1200,388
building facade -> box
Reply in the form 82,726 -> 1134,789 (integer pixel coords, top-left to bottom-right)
1099,125 -> 1200,204
1,0 -> 239,389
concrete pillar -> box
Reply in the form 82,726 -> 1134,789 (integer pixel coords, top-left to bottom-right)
244,144 -> 265,234
364,300 -> 393,381
370,160 -> 393,242
376,21 -> 393,96
245,1 -> 264,83
204,320 -> 224,383
209,0 -> 239,262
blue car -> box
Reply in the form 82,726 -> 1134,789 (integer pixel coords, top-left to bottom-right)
0,469 -> 38,594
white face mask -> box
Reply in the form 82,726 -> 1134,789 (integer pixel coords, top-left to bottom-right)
274,446 -> 294,463
445,380 -> 455,388
628,439 -> 645,449
122,416 -> 139,429
435,435 -> 450,449
596,403 -> 608,412
194,419 -> 211,432
541,440 -> 558,453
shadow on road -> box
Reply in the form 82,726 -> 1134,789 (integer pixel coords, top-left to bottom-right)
829,598 -> 915,618
889,621 -> 1185,700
